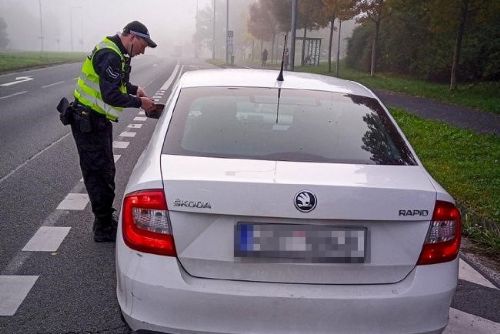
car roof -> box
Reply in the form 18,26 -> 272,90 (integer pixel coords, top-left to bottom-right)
178,69 -> 376,98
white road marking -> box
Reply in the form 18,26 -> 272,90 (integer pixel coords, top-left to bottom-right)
160,62 -> 181,90
0,275 -> 39,316
22,226 -> 71,252
153,95 -> 162,99
459,259 -> 497,289
120,131 -> 136,138
41,81 -> 65,88
56,193 -> 89,210
114,154 -> 121,162
0,76 -> 33,87
138,110 -> 146,115
0,133 -> 71,185
134,116 -> 147,122
128,123 -> 143,129
113,141 -> 129,149
0,90 -> 28,100
444,308 -> 500,333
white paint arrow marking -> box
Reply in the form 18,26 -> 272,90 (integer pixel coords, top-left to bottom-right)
0,76 -> 34,87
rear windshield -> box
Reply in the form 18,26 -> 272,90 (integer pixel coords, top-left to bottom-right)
163,87 -> 416,165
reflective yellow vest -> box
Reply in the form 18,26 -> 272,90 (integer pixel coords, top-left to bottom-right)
74,37 -> 127,121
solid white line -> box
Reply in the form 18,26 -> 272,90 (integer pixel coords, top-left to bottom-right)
113,154 -> 121,162
22,226 -> 71,252
41,80 -> 65,88
120,131 -> 136,138
0,91 -> 28,100
128,124 -> 143,129
133,116 -> 147,122
56,193 -> 89,210
0,275 -> 39,316
113,141 -> 129,149
444,308 -> 500,333
459,259 -> 497,289
0,133 -> 71,185
160,62 -> 181,90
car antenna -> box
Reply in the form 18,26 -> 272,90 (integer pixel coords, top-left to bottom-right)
276,34 -> 287,123
277,34 -> 287,82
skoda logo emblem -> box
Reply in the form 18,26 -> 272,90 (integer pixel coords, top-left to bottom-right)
294,191 -> 317,213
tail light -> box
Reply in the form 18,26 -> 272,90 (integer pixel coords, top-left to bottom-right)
122,189 -> 176,256
417,201 -> 461,265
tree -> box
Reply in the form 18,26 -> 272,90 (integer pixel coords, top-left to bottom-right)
322,0 -> 357,74
0,17 -> 8,50
247,0 -> 275,58
355,0 -> 390,76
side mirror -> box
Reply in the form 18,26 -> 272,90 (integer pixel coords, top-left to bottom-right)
145,103 -> 165,119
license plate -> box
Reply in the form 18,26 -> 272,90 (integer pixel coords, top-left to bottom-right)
234,223 -> 366,263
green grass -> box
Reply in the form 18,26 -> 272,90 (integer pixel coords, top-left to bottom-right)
390,107 -> 500,253
297,62 -> 500,114
0,51 -> 86,73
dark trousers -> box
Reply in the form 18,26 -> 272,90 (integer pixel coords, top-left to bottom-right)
70,108 -> 116,221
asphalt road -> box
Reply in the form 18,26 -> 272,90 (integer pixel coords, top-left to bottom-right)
0,59 -> 498,333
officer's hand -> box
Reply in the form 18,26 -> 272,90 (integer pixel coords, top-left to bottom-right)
140,97 -> 156,112
137,86 -> 147,98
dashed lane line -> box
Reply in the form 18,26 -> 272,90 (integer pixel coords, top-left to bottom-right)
119,131 -> 136,138
22,227 -> 71,252
138,110 -> 146,115
41,81 -> 65,89
114,154 -> 121,162
445,308 -> 500,333
0,90 -> 28,100
113,141 -> 130,149
134,116 -> 147,122
56,193 -> 90,210
0,275 -> 39,316
128,123 -> 143,129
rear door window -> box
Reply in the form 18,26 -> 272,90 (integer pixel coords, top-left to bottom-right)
162,87 -> 416,165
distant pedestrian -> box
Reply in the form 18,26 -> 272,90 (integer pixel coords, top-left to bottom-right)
261,48 -> 268,67
284,48 -> 289,70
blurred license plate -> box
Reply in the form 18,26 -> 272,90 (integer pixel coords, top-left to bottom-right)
234,223 -> 366,263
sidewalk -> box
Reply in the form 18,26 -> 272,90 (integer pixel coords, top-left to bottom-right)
373,89 -> 500,136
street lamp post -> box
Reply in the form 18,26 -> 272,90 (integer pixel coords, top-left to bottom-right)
225,0 -> 229,64
212,0 -> 216,60
38,0 -> 44,53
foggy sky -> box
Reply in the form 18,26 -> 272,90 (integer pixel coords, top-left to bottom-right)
0,0 -> 213,54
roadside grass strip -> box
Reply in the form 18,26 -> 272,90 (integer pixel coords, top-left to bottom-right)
390,108 -> 500,253
297,63 -> 500,114
0,52 -> 86,74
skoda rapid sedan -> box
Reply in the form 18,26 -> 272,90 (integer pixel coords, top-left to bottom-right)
116,69 -> 461,334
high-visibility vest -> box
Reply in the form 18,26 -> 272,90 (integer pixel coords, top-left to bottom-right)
74,37 -> 128,121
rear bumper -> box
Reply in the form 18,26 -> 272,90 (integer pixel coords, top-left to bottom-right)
116,237 -> 457,334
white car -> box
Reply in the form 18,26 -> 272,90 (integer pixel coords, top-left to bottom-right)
116,69 -> 461,334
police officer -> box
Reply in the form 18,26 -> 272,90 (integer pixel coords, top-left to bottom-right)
71,21 -> 157,242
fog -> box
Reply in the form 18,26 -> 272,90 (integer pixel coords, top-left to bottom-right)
0,0 -> 214,55
0,0 -> 354,61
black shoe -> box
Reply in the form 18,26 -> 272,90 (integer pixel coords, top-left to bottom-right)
93,214 -> 118,242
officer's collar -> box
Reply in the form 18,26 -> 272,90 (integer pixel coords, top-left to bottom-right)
108,34 -> 129,57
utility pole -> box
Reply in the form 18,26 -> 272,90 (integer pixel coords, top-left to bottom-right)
225,0 -> 229,64
212,0 -> 216,60
70,9 -> 74,52
38,0 -> 44,53
195,0 -> 199,58
290,0 -> 297,71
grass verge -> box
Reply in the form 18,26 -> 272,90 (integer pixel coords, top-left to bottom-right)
390,107 -> 500,254
0,51 -> 86,74
297,63 -> 500,114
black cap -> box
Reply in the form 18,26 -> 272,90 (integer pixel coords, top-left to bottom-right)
123,21 -> 157,48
